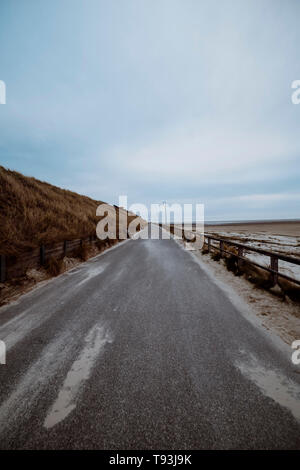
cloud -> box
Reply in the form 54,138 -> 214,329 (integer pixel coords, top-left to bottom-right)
1,0 -> 300,220
108,120 -> 299,185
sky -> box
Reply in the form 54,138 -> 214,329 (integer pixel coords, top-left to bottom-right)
0,0 -> 300,221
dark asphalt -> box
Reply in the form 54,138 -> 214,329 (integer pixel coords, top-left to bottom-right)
0,234 -> 299,449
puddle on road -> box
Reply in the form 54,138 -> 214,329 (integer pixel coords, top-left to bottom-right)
44,323 -> 113,429
235,355 -> 300,422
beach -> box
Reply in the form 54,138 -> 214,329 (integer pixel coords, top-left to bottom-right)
205,220 -> 300,237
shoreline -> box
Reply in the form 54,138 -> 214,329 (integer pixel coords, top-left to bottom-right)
204,220 -> 300,237
175,220 -> 300,237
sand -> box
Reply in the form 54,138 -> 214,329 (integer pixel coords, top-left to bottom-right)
202,220 -> 300,279
205,220 -> 300,237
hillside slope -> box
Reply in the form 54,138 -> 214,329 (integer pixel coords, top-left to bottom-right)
0,166 -> 124,255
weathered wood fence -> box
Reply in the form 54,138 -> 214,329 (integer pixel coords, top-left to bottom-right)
203,234 -> 300,286
0,234 -> 100,283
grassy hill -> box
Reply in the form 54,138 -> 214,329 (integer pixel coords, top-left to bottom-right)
0,166 -> 124,256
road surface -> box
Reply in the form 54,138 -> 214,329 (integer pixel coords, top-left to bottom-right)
0,233 -> 299,449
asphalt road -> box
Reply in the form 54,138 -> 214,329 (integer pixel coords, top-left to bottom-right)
0,232 -> 299,449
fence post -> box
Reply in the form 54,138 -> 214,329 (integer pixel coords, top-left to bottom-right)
40,245 -> 45,266
63,240 -> 67,256
238,247 -> 243,270
270,255 -> 278,285
0,255 -> 6,283
220,240 -> 224,257
207,238 -> 211,253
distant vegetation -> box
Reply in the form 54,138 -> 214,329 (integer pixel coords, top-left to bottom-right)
0,166 -> 120,256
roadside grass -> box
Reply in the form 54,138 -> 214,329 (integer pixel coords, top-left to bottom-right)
46,256 -> 64,277
73,243 -> 90,262
0,166 -> 105,256
0,238 -> 124,306
0,166 -> 144,305
211,251 -> 221,262
0,166 -> 140,258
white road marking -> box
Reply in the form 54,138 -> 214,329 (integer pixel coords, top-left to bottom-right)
235,355 -> 300,422
44,323 -> 112,429
0,327 -> 73,431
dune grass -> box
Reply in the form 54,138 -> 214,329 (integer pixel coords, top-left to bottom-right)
0,166 -> 109,255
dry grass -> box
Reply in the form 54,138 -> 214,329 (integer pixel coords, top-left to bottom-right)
46,256 -> 64,277
72,243 -> 90,262
0,166 -> 116,256
211,251 -> 221,262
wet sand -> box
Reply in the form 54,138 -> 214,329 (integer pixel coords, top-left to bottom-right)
205,220 -> 300,237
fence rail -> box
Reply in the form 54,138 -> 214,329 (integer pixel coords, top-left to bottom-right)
203,234 -> 300,286
0,210 -> 142,284
0,234 -> 101,283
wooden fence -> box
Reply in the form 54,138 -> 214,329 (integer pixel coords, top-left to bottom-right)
0,234 -> 101,283
0,209 -> 142,283
145,224 -> 300,287
203,234 -> 300,286
2,226 -> 299,287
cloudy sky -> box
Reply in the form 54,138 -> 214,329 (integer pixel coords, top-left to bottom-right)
0,0 -> 300,220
